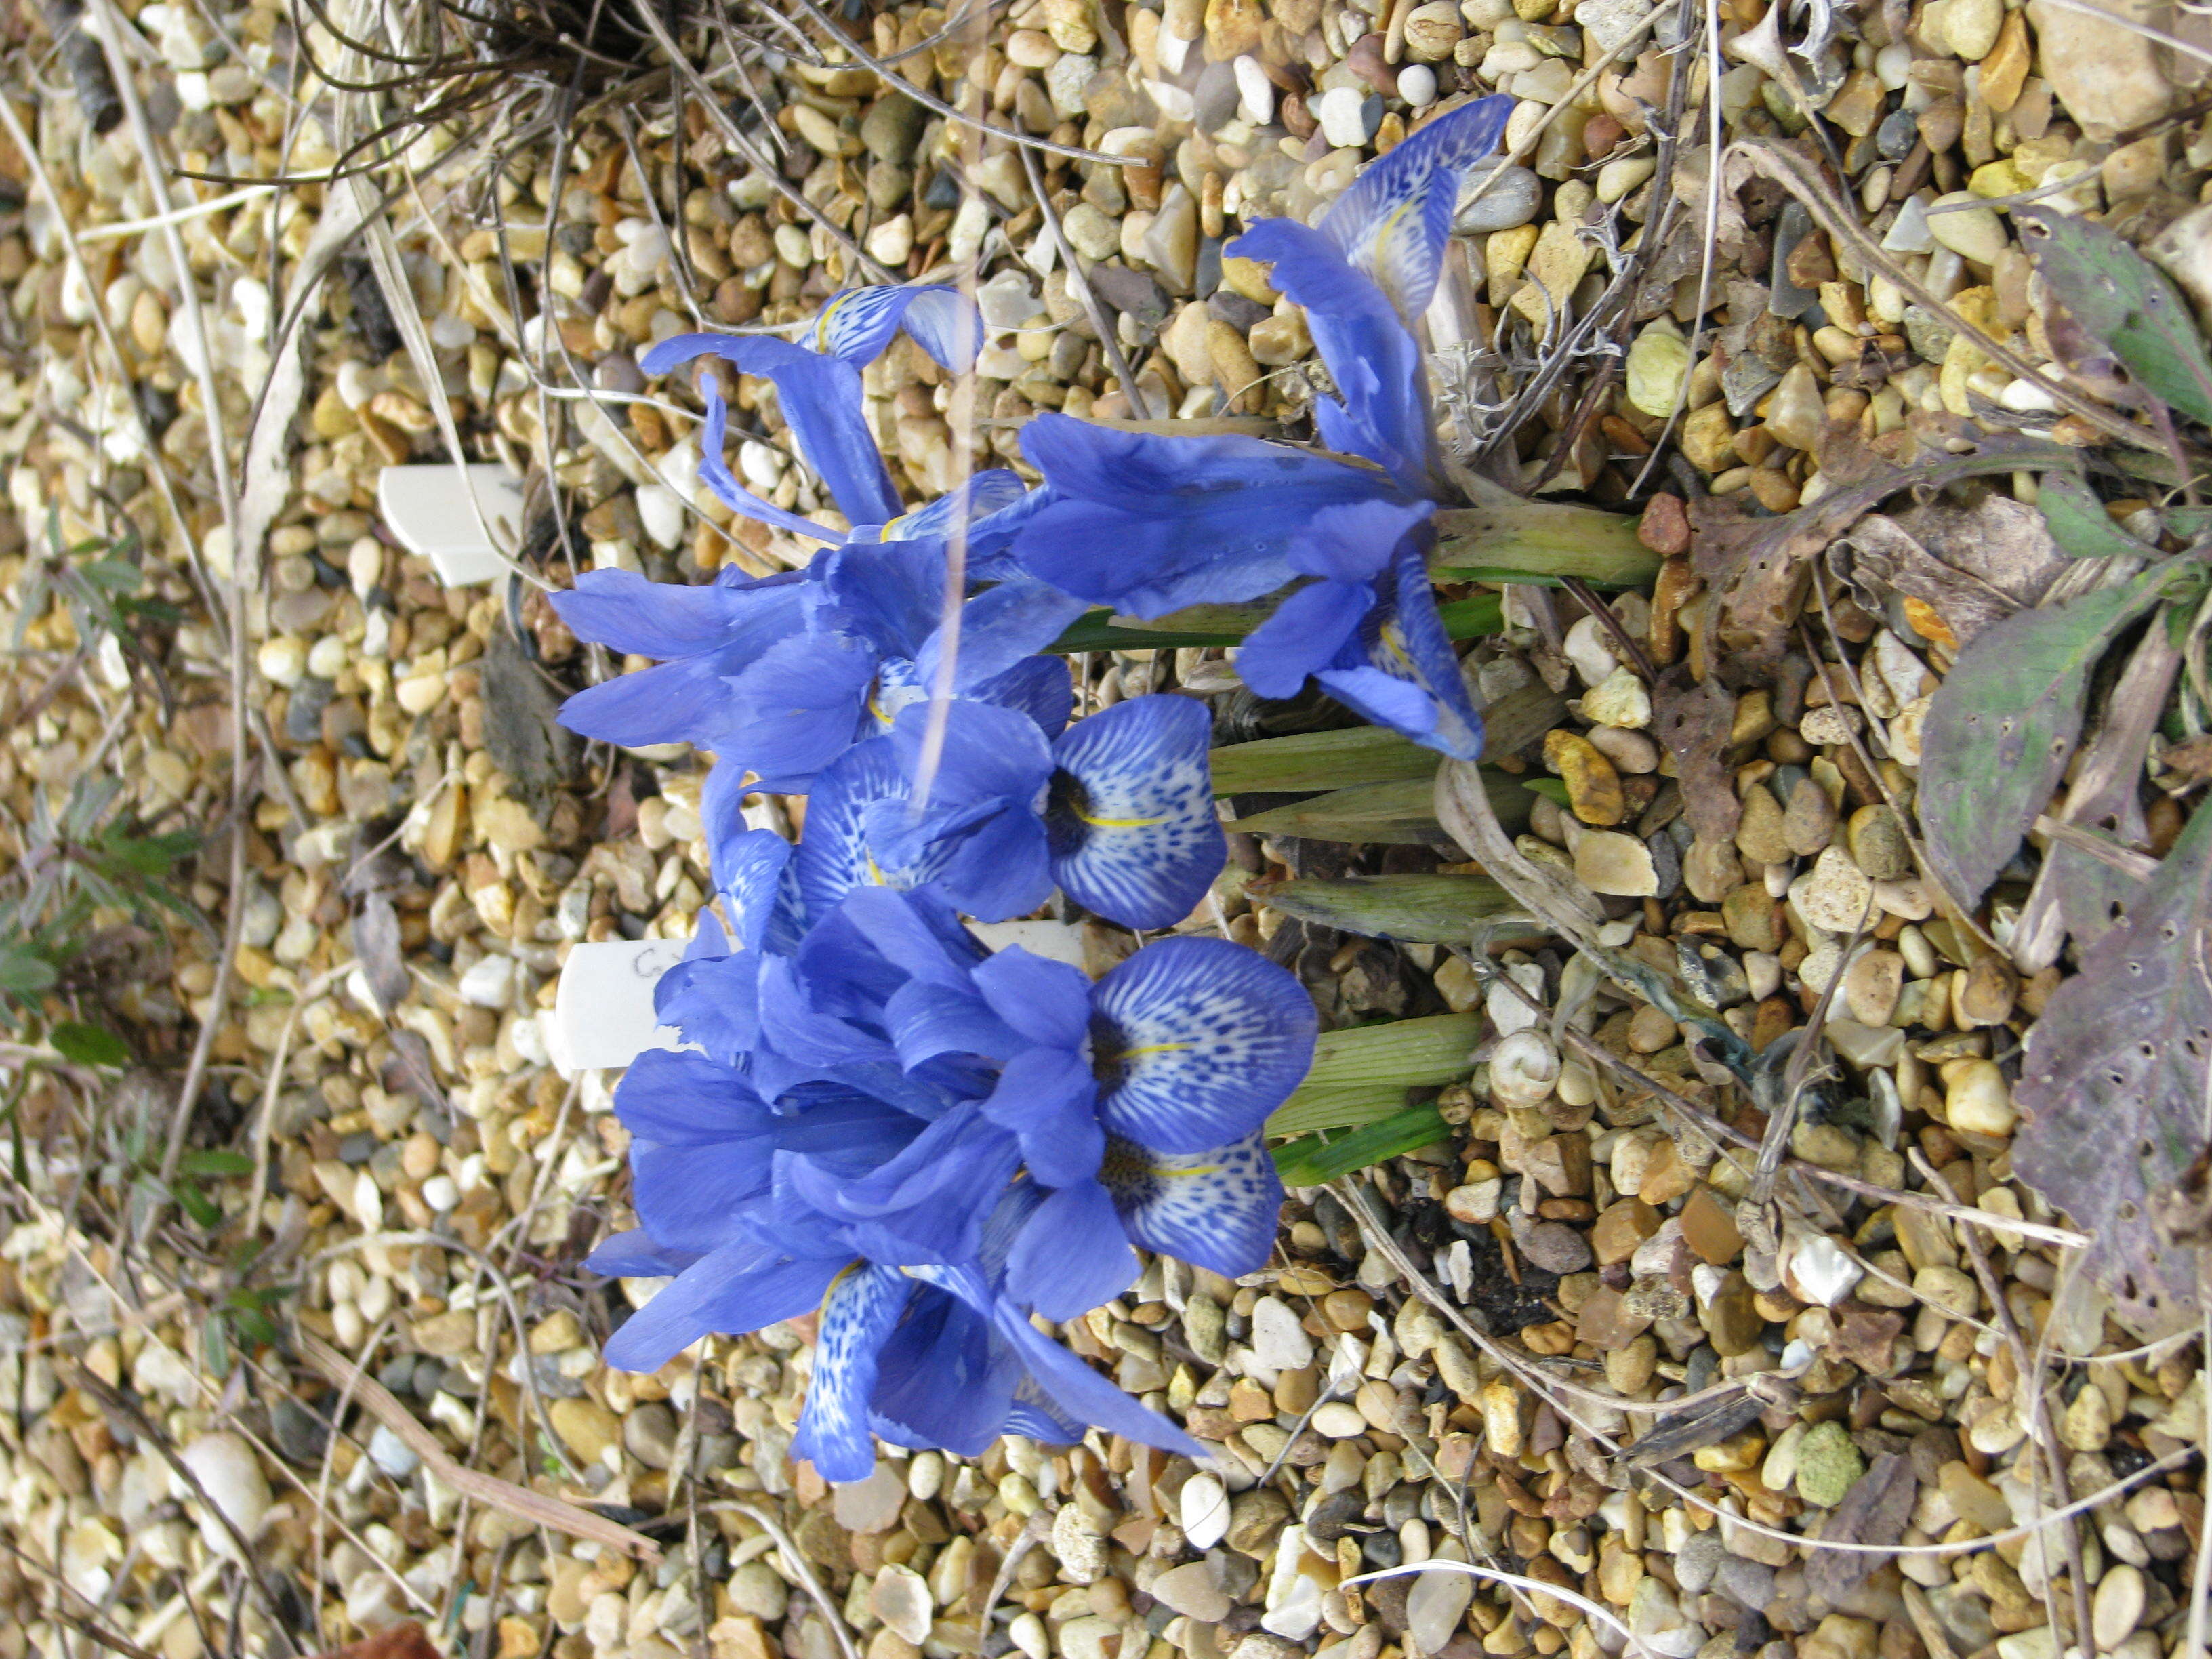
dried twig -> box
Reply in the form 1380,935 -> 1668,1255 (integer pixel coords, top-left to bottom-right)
295,1331 -> 662,1559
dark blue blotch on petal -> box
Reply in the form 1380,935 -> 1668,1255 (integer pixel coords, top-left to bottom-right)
1103,1130 -> 1284,1282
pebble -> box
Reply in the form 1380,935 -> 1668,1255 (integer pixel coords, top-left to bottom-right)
1250,1296 -> 1314,1372
1795,1420 -> 1865,1507
1454,161 -> 1544,232
1315,86 -> 1378,148
1927,194 -> 2009,264
1181,1472 -> 1231,1549
1574,830 -> 1658,896
1405,1568 -> 1475,1654
1945,1059 -> 2016,1136
2093,1563 -> 2145,1645
1153,1560 -> 1232,1622
177,1433 -> 270,1557
1791,846 -> 1877,933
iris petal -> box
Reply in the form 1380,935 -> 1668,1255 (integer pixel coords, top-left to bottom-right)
1227,217 -> 1434,489
1329,534 -> 1485,760
1091,936 -> 1317,1154
1235,579 -> 1374,701
701,631 -> 879,794
1044,694 -> 1224,931
1013,414 -> 1425,617
971,947 -> 1092,1050
791,1263 -> 912,1482
867,1284 -> 1019,1456
1102,1130 -> 1283,1281
603,1242 -> 842,1372
812,285 -> 982,371
583,1228 -> 701,1279
1321,93 -> 1515,321
1005,1179 -> 1137,1320
640,332 -> 900,524
980,1046 -> 1103,1188
550,566 -> 804,660
693,371 -> 840,541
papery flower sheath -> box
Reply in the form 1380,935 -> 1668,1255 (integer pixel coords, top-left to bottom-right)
795,694 -> 1224,929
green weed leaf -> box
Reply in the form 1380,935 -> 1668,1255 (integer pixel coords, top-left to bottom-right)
50,1021 -> 129,1066
2018,207 -> 2212,425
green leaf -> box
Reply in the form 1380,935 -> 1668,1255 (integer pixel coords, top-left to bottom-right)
1049,590 -> 1504,655
1522,777 -> 1570,807
176,1181 -> 222,1228
1430,476 -> 1658,588
1210,726 -> 1440,794
0,946 -> 57,996
2018,207 -> 2212,426
178,1149 -> 254,1178
1273,1103 -> 1453,1186
75,558 -> 143,594
1919,562 -> 2175,904
50,1021 -> 129,1067
1254,872 -> 1529,943
2036,474 -> 2161,561
1267,1012 -> 1481,1138
1227,772 -> 1534,843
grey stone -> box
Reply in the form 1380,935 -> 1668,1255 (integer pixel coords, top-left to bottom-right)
622,1401 -> 678,1471
1454,161 -> 1543,233
861,94 -> 926,163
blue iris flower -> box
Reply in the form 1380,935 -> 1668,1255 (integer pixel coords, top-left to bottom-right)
1008,94 -> 1513,760
795,694 -> 1224,930
961,936 -> 1314,1318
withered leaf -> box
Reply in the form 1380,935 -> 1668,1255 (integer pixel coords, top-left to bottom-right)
1805,1452 -> 1917,1603
1890,492 -> 2071,611
1617,1389 -> 1764,1469
2014,794 -> 2212,1339
1841,515 -> 2032,649
351,893 -> 409,1015
1651,665 -> 1742,843
1917,563 -> 2170,905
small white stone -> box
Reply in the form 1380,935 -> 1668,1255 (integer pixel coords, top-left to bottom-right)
1180,1471 -> 1230,1549
177,1433 -> 271,1558
1574,830 -> 1658,897
1785,1233 -> 1863,1306
2093,1564 -> 2146,1648
636,483 -> 685,550
1233,54 -> 1275,124
422,1174 -> 459,1211
1397,62 -> 1438,106
367,1422 -> 420,1479
257,636 -> 307,688
1790,845 -> 1877,933
1563,613 -> 1620,687
870,1564 -> 934,1644
458,953 -> 514,1008
1250,1295 -> 1315,1373
1315,85 -> 1375,148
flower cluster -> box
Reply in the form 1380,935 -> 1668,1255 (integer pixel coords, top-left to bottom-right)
558,93 -> 1513,1475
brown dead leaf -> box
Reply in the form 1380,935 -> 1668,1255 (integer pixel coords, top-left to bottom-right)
351,894 -> 409,1015
1839,515 -> 2026,647
1804,1452 -> 1917,1602
1650,666 -> 1742,844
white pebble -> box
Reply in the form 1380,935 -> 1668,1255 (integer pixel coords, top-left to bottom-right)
1397,63 -> 1437,106
1315,85 -> 1374,149
1180,1472 -> 1230,1549
367,1423 -> 421,1479
458,953 -> 514,1008
176,1433 -> 270,1558
1233,54 -> 1275,124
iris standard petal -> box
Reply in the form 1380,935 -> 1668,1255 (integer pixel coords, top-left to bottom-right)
1044,693 -> 1225,931
979,1046 -> 1103,1187
702,630 -> 879,794
868,1285 -> 1023,1457
1005,1179 -> 1139,1321
1321,92 -> 1514,320
927,800 -> 1055,923
653,949 -> 763,1065
556,653 -> 733,750
821,539 -> 944,661
583,1228 -> 702,1280
790,1263 -> 913,1482
909,1263 -> 1205,1458
631,1138 -> 781,1252
1090,935 -> 1318,1154
973,651 -> 1076,739
885,978 -> 1024,1069
694,371 -> 841,541
1227,217 -> 1433,489
1330,535 -> 1484,760
613,1047 -> 777,1145
971,946 -> 1092,1050
550,566 -> 804,660
603,1242 -> 842,1372
1012,413 -> 1421,617
1234,578 -> 1374,700
1102,1130 -> 1283,1281
914,577 -> 1089,696
642,331 -> 901,525
813,285 -> 982,372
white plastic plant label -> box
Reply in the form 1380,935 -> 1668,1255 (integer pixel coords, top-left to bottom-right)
376,463 -> 525,586
544,937 -> 692,1078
